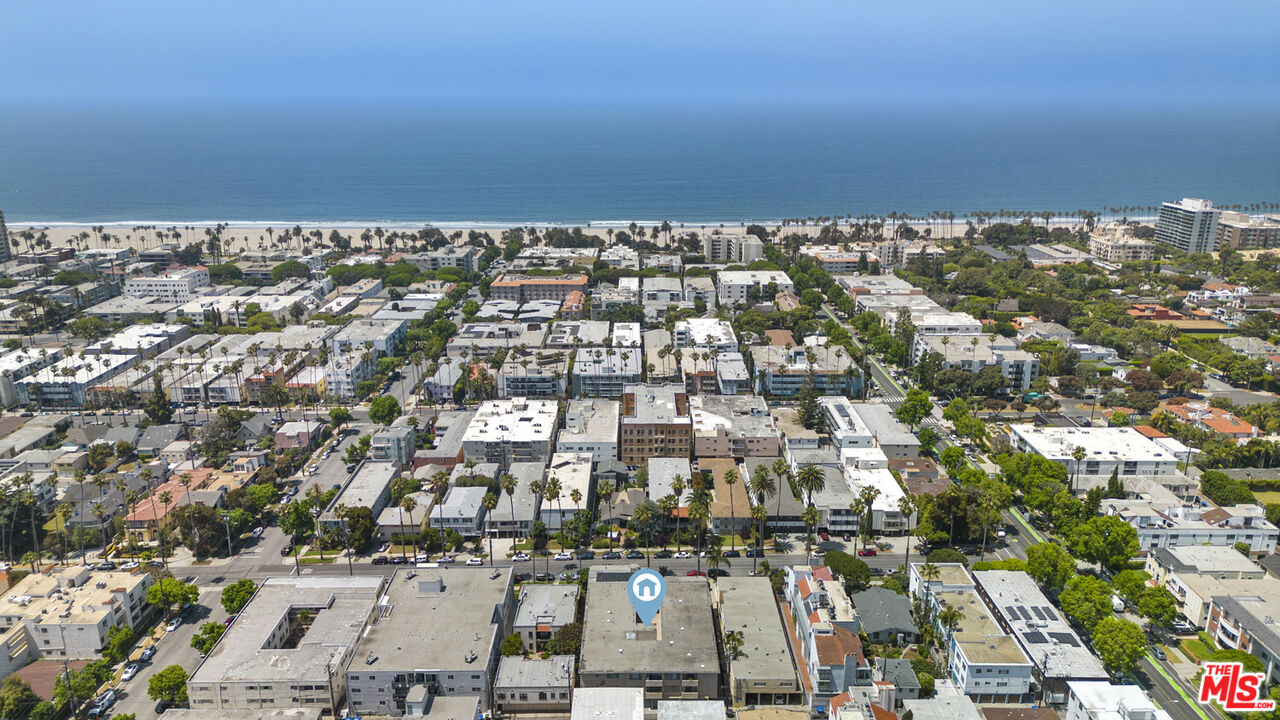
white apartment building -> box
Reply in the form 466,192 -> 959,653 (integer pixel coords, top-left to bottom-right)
123,266 -> 210,302
0,347 -> 63,407
16,353 -> 137,407
1066,682 -> 1171,720
820,396 -> 875,449
558,399 -> 620,463
642,277 -> 684,305
462,397 -> 559,466
936,590 -> 1034,703
1103,498 -> 1279,556
329,318 -> 407,358
673,318 -> 738,352
1155,198 -> 1221,254
1089,225 -> 1155,262
1008,426 -> 1179,480
324,350 -> 375,399
914,335 -> 1040,391
717,270 -> 794,305
0,568 -> 154,665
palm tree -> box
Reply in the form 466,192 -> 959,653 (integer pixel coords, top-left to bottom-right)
632,502 -> 654,569
671,476 -> 686,552
569,488 -> 583,548
157,490 -> 173,568
723,468 -> 740,550
689,501 -> 709,576
597,479 -> 615,551
428,472 -> 449,537
937,602 -> 966,668
857,486 -> 881,553
802,505 -> 820,563
921,561 -> 940,608
796,464 -> 826,508
261,382 -> 290,424
771,458 -> 791,520
705,539 -> 729,576
397,494 -> 417,561
500,473 -> 518,539
481,493 -> 498,561
1071,445 -> 1086,495
55,503 -> 72,564
749,504 -> 767,574
899,494 -> 917,573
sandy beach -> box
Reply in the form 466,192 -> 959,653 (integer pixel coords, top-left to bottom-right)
11,216 -> 1111,257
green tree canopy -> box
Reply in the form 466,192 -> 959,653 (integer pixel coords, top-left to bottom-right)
1025,542 -> 1076,592
148,665 -> 190,705
369,395 -> 402,426
1059,575 -> 1113,631
823,550 -> 872,591
146,577 -> 199,616
221,579 -> 257,615
1091,616 -> 1146,675
1068,516 -> 1138,572
1110,569 -> 1151,605
190,621 -> 226,654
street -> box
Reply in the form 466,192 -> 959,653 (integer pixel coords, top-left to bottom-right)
110,590 -> 223,720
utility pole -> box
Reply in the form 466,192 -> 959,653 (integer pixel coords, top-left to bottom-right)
221,512 -> 234,558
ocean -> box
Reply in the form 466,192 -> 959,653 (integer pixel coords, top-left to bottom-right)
0,105 -> 1276,226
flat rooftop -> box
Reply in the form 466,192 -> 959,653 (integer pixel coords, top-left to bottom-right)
690,395 -> 776,438
973,570 -> 1108,679
561,400 -> 620,445
1009,426 -> 1175,465
581,565 -> 718,676
713,576 -> 799,686
322,461 -> 397,521
515,584 -> 580,628
190,576 -> 385,685
935,590 -> 1029,666
357,567 -> 514,671
463,398 -> 559,444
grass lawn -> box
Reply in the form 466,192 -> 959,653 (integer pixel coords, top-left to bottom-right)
1252,490 -> 1280,504
1180,637 -> 1214,663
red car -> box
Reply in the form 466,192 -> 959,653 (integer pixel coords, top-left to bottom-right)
686,570 -> 706,576
819,532 -> 831,542
858,548 -> 877,557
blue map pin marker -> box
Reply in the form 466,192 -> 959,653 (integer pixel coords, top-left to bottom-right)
627,569 -> 666,627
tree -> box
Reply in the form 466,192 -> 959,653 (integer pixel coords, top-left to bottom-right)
220,579 -> 257,614
148,665 -> 189,705
500,633 -> 524,656
369,395 -> 401,426
548,622 -> 583,655
895,389 -> 933,429
1025,542 -> 1076,592
1059,575 -> 1113,631
926,548 -> 967,566
146,577 -> 199,616
1137,586 -> 1177,628
328,406 -> 353,429
102,624 -> 136,664
342,506 -> 377,552
1092,616 -> 1146,676
190,621 -> 226,654
725,630 -> 745,660
1068,516 -> 1138,572
1110,569 -> 1151,605
823,550 -> 871,591
271,260 -> 311,282
144,374 -> 173,424
0,677 -> 40,720
1108,410 -> 1130,427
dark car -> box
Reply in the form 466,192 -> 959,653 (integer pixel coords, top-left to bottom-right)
575,550 -> 596,560
654,550 -> 673,559
390,556 -> 405,564
280,542 -> 293,556
95,561 -> 116,571
723,549 -> 740,558
708,568 -> 729,578
602,551 -> 622,560
371,556 -> 390,565
745,548 -> 763,557
625,550 -> 644,559
534,572 -> 553,582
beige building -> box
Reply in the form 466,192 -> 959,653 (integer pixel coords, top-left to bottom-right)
579,566 -> 720,708
712,576 -> 803,707
1217,211 -> 1280,250
690,395 -> 781,459
1088,225 -> 1155,262
186,576 -> 386,712
489,273 -> 588,303
619,384 -> 692,466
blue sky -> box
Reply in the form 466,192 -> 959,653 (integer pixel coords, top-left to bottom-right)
4,1 -> 1278,108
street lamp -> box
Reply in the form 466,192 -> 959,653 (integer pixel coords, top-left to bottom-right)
221,512 -> 234,558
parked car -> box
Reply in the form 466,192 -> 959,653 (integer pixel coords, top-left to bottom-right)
390,556 -> 405,564
378,543 -> 390,552
165,617 -> 182,632
534,573 -> 553,582
574,550 -> 595,560
436,555 -> 455,564
708,568 -> 729,578
674,551 -> 692,559
654,550 -> 673,559
512,552 -> 532,562
251,527 -> 265,539
281,542 -> 294,556
686,570 -> 705,576
223,615 -> 236,627
1151,645 -> 1167,661
625,550 -> 644,559
371,556 -> 390,565
819,532 -> 830,542
466,557 -> 484,566
121,664 -> 139,681
1173,620 -> 1197,634
723,549 -> 740,558
553,552 -> 573,561
602,552 -> 622,560
745,548 -> 763,557
140,645 -> 156,661
119,561 -> 140,570
95,561 -> 116,570
857,548 -> 877,557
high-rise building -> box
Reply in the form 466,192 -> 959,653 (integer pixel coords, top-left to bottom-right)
1154,198 -> 1221,253
0,210 -> 11,263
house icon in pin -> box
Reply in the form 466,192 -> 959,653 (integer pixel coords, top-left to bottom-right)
632,576 -> 660,601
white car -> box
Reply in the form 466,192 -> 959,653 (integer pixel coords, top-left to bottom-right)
465,557 -> 484,566
119,561 -> 140,570
553,552 -> 573,561
512,552 -> 532,562
674,551 -> 691,559
414,555 -> 431,564
165,617 -> 181,632
437,555 -> 455,564
120,664 -> 139,681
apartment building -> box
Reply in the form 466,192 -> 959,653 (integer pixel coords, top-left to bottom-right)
619,384 -> 692,466
123,265 -> 211,302
690,395 -> 780,458
1088,225 -> 1155,262
490,273 -> 588,303
573,348 -> 642,398
712,577 -> 803,706
1155,198 -> 1221,253
558,399 -> 620,463
914,335 -> 1040,391
673,318 -> 738,352
1007,426 -> 1180,480
1217,211 -> 1280,250
748,345 -> 859,398
716,270 -> 794,305
462,397 -> 559,466
1102,497 -> 1279,556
